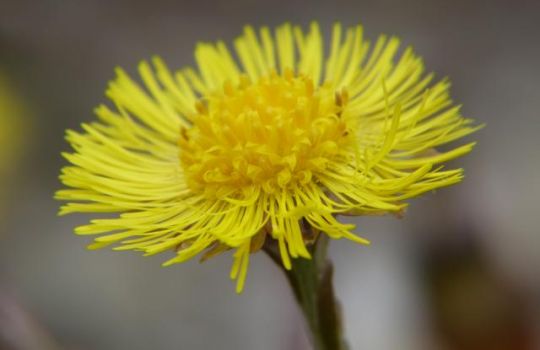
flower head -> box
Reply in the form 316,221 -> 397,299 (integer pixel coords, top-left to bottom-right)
57,22 -> 481,292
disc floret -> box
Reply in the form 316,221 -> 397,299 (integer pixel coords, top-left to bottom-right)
179,70 -> 353,196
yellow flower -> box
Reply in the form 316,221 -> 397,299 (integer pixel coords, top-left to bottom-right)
57,22 -> 481,292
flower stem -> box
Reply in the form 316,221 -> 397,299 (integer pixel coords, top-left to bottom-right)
264,234 -> 349,350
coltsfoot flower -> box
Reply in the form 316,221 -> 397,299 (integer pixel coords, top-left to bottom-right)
57,22 -> 481,292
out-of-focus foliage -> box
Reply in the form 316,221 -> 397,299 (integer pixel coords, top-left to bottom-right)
0,72 -> 28,213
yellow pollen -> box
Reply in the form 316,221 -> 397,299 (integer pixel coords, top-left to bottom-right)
178,70 -> 353,194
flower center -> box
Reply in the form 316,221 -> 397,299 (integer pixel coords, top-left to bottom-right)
179,70 -> 353,195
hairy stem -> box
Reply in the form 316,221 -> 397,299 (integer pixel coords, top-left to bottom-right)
264,234 -> 348,350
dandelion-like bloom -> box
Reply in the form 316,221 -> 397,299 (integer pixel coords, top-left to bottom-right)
57,23 -> 480,292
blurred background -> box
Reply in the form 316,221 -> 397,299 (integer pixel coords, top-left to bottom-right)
0,0 -> 539,349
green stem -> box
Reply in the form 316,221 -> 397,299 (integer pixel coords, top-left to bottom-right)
264,234 -> 348,350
